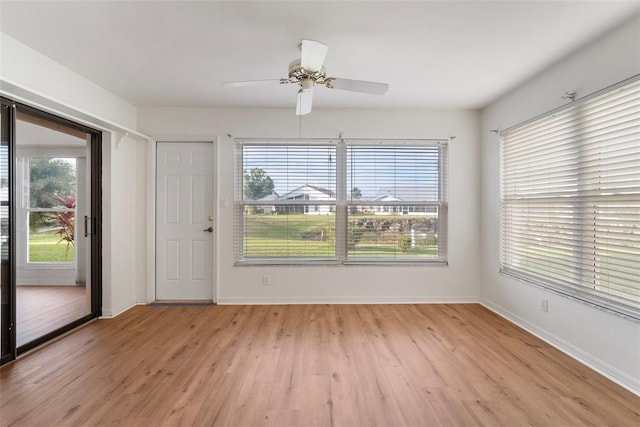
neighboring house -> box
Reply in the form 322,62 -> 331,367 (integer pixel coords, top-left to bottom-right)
253,191 -> 279,214
358,192 -> 438,216
371,194 -> 403,215
276,184 -> 335,215
261,184 -> 438,216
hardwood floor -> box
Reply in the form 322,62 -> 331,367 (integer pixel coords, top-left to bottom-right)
1,304 -> 638,426
16,285 -> 89,346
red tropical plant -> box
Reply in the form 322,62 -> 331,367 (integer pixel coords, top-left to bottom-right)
49,194 -> 76,258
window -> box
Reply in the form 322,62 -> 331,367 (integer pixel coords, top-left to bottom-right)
500,77 -> 640,319
236,142 -> 337,260
235,139 -> 448,264
0,145 -> 8,260
25,157 -> 77,263
346,142 -> 447,261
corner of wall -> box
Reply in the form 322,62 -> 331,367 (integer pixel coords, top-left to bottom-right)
478,14 -> 640,395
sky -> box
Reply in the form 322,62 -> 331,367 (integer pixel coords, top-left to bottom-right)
243,143 -> 441,200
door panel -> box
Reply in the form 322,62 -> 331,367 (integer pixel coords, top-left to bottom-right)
165,240 -> 179,280
156,142 -> 214,301
15,113 -> 92,348
0,99 -> 101,365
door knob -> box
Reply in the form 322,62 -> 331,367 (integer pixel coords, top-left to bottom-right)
203,226 -> 213,233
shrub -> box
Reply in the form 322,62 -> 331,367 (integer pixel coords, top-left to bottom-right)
398,236 -> 411,252
48,194 -> 75,258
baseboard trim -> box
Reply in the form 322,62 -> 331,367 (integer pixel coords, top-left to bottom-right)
216,296 -> 478,305
100,302 -> 143,319
480,299 -> 640,396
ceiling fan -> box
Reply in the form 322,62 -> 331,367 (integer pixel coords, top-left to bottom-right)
222,39 -> 389,115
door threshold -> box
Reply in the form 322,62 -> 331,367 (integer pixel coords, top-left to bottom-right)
149,300 -> 214,307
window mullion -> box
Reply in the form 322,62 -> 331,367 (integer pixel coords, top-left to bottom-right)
336,140 -> 347,262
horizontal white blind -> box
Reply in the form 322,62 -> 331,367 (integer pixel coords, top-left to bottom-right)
235,139 -> 448,264
345,140 -> 447,261
238,141 -> 337,201
500,78 -> 640,318
235,141 -> 337,260
346,141 -> 446,202
0,144 -> 8,259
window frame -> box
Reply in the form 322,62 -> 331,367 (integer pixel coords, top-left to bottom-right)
499,75 -> 640,320
16,147 -> 84,269
235,138 -> 449,266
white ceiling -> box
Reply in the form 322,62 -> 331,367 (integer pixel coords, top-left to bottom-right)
16,119 -> 86,147
1,1 -> 638,111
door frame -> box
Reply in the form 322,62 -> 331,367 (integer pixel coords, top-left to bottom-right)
0,98 -> 15,366
149,139 -> 218,303
0,97 -> 102,361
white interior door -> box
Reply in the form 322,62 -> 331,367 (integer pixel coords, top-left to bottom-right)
156,142 -> 214,301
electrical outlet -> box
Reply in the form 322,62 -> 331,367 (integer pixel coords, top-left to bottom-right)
540,299 -> 549,313
262,275 -> 270,286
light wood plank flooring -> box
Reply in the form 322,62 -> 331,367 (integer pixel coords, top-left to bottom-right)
1,304 -> 638,426
16,285 -> 88,346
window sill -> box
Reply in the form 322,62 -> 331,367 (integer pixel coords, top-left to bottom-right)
235,260 -> 448,267
18,264 -> 75,270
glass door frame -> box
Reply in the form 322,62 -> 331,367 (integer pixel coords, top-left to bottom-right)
0,98 -> 15,366
0,97 -> 102,363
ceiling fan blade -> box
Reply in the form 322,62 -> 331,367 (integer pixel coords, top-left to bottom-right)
300,39 -> 328,73
327,78 -> 389,95
296,89 -> 313,116
222,79 -> 287,88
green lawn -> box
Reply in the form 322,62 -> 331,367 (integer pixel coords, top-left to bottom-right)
29,231 -> 74,263
243,213 -> 437,259
244,214 -> 334,258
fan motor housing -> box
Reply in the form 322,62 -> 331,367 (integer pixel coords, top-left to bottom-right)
288,59 -> 326,84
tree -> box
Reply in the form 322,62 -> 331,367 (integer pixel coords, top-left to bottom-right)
349,187 -> 362,214
243,168 -> 274,200
30,158 -> 76,208
29,158 -> 76,228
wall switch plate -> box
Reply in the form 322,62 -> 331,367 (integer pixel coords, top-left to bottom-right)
262,275 -> 270,286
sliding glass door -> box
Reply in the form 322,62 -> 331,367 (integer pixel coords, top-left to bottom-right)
0,100 -> 13,365
0,98 -> 102,362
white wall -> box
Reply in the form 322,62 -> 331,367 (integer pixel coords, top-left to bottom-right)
101,133 -> 149,317
479,14 -> 640,394
0,31 -> 146,318
0,33 -> 137,129
138,107 -> 481,304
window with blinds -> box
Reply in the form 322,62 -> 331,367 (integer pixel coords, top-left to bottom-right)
346,141 -> 448,261
500,77 -> 640,319
236,141 -> 337,260
235,139 -> 448,264
0,145 -> 8,260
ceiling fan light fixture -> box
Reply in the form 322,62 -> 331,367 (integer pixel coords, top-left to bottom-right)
287,59 -> 326,83
223,39 -> 390,115
300,78 -> 314,91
